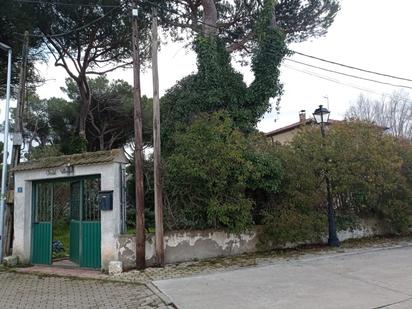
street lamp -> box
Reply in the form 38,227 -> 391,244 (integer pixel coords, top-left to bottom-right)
0,42 -> 12,261
313,105 -> 340,247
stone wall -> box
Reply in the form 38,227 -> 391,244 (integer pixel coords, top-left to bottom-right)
117,218 -> 389,270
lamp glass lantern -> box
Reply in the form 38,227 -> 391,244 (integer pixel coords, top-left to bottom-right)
313,105 -> 330,124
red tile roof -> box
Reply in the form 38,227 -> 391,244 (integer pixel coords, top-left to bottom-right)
265,119 -> 342,137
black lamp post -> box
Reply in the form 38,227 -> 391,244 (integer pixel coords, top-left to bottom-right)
313,105 -> 340,247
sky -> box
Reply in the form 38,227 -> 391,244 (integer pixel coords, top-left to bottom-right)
30,0 -> 412,134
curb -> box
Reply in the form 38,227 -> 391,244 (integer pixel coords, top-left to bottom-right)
147,282 -> 178,308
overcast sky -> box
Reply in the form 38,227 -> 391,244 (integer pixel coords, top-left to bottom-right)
34,0 -> 412,133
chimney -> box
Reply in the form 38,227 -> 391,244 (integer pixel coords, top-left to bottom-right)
299,110 -> 306,124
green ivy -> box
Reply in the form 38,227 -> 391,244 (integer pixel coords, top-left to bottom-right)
161,2 -> 287,155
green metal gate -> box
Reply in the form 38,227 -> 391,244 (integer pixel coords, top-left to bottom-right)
32,177 -> 101,268
70,178 -> 101,268
69,181 -> 81,264
32,183 -> 53,265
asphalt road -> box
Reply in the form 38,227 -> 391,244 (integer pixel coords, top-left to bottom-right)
155,245 -> 412,309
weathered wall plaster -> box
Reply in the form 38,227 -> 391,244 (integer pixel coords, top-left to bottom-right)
117,218 -> 389,270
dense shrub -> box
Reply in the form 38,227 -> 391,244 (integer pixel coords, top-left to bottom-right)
126,158 -> 155,232
260,207 -> 326,249
163,112 -> 282,233
258,140 -> 327,248
260,122 -> 412,249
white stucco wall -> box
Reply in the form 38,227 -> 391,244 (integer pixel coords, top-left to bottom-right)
116,218 -> 390,270
116,229 -> 259,270
13,161 -> 125,270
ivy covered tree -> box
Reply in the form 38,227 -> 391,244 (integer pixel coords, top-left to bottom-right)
161,0 -> 340,152
153,0 -> 341,231
161,0 -> 288,153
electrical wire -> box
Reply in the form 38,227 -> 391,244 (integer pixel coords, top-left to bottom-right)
290,50 -> 412,83
13,0 -> 181,39
283,63 -> 384,96
13,0 -> 412,91
14,0 -> 120,8
285,58 -> 412,90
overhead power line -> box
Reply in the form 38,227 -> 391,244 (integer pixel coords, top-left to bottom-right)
285,58 -> 412,90
13,0 -> 412,91
290,50 -> 412,83
14,0 -> 120,8
283,64 -> 383,96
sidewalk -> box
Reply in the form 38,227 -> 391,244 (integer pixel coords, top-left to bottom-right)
6,235 -> 411,309
0,271 -> 173,309
110,235 -> 412,284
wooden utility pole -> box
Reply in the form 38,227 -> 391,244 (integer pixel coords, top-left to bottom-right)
12,31 -> 28,168
151,8 -> 164,267
132,1 -> 146,270
4,31 -> 29,256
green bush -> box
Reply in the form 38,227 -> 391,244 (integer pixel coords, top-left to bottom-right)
382,200 -> 410,234
260,121 -> 412,248
163,111 -> 282,233
126,158 -> 155,232
259,207 -> 326,250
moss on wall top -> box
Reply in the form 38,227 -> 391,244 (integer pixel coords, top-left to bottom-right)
13,148 -> 126,172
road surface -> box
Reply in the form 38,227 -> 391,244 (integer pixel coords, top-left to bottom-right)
155,245 -> 412,309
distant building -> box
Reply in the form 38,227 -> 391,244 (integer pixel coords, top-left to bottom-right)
265,110 -> 340,144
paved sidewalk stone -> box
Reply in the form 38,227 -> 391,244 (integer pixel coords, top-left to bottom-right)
0,272 -> 171,308
4,236 -> 409,308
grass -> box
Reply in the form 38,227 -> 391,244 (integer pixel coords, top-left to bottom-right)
53,220 -> 70,259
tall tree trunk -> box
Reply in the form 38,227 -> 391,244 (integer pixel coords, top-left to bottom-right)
271,0 -> 277,27
201,0 -> 217,37
77,78 -> 91,141
99,134 -> 104,151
